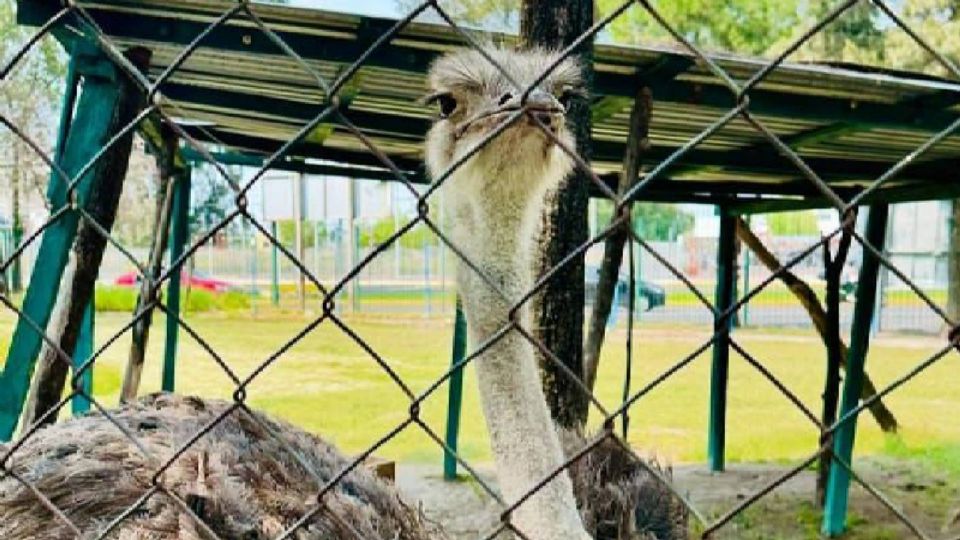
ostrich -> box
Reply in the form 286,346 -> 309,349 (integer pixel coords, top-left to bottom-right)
0,47 -> 685,540
425,46 -> 685,540
424,46 -> 592,540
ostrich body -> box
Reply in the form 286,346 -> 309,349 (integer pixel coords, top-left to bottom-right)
0,394 -> 442,539
425,47 -> 591,540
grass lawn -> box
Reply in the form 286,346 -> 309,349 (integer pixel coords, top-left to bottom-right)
1,310 -> 958,477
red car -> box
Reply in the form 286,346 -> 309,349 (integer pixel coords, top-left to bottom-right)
113,271 -> 234,293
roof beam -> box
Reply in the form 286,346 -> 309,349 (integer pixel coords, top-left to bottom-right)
19,1 -> 959,135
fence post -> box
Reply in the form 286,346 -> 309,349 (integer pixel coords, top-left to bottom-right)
162,166 -> 192,393
443,297 -> 468,479
295,172 -> 306,312
708,207 -> 737,472
0,43 -> 146,439
822,204 -> 889,536
271,221 -> 281,306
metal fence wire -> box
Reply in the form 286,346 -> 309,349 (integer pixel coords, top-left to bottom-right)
1,0 -> 959,539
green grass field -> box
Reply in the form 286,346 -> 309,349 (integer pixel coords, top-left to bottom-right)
1,310 -> 958,478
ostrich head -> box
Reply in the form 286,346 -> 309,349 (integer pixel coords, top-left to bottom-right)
424,47 -> 583,203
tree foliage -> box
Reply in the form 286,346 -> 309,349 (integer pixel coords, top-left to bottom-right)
601,0 -> 803,56
0,0 -> 67,220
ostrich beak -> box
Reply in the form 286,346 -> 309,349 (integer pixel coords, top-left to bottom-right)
524,90 -> 564,133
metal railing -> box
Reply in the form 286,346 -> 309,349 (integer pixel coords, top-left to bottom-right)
1,0 -> 958,539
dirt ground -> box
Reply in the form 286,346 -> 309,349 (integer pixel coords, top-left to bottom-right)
396,458 -> 960,539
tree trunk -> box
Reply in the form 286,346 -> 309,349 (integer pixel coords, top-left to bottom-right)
521,0 -> 594,431
582,85 -> 650,398
735,218 -> 898,434
22,48 -> 150,429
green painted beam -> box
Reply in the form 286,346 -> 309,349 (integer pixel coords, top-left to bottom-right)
822,204 -> 889,536
0,43 -> 126,439
70,300 -> 94,416
162,166 -> 192,393
731,176 -> 960,214
708,209 -> 737,472
179,147 -> 425,183
443,298 -> 468,480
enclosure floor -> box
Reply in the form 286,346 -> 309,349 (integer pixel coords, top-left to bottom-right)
397,458 -> 959,539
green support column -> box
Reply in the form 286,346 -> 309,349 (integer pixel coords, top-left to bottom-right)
741,228 -> 751,327
443,298 -> 468,480
822,204 -> 889,536
71,300 -> 94,415
708,209 -> 737,472
0,45 -> 128,440
162,167 -> 191,393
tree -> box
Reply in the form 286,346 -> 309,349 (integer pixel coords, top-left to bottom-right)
0,0 -> 67,291
602,0 -> 802,56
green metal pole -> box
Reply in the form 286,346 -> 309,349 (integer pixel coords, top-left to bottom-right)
443,298 -> 468,480
271,221 -> 281,307
741,216 -> 751,327
162,167 -> 191,393
0,45 -> 126,440
822,204 -> 889,536
70,299 -> 94,415
708,208 -> 737,472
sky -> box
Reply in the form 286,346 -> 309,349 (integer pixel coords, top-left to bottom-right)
283,0 -> 402,18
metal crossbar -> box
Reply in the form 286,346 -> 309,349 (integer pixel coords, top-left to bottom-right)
0,0 -> 958,538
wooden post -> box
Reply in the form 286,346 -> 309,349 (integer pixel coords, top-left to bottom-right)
583,85 -> 651,396
162,166 -> 192,393
121,130 -> 178,402
708,208 -> 737,472
521,0 -> 594,430
443,298 -> 468,480
823,204 -> 889,536
0,45 -> 150,438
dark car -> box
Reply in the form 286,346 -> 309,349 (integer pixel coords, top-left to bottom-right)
585,265 -> 666,312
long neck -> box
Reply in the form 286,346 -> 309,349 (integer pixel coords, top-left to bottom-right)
448,169 -> 590,540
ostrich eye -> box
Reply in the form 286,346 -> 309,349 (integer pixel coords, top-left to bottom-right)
436,94 -> 458,118
558,89 -> 576,111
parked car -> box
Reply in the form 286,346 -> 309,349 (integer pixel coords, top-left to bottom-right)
585,265 -> 666,312
114,271 -> 234,293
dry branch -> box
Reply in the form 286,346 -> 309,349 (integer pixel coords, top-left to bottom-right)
121,129 -> 177,403
582,85 -> 651,396
735,218 -> 898,433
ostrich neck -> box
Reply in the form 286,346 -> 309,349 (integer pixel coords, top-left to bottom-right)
449,166 -> 590,540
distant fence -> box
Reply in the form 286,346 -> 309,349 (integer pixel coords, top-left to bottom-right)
0,225 -> 11,289
90,221 -> 951,333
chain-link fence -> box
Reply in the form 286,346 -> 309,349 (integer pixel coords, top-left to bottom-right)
1,0 -> 959,539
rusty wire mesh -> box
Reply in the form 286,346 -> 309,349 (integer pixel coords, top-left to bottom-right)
1,0 -> 959,538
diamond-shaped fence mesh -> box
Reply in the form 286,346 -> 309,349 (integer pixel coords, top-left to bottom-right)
0,0 -> 959,539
